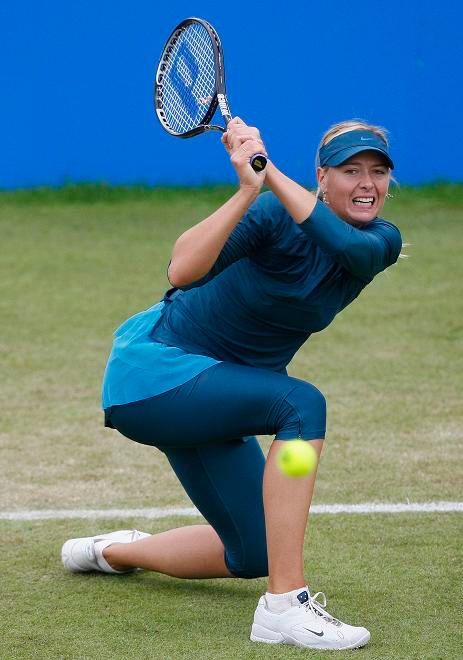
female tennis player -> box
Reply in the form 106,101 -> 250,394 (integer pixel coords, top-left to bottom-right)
62,119 -> 401,651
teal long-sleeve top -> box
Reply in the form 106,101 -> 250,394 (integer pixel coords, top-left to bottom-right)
102,192 -> 401,408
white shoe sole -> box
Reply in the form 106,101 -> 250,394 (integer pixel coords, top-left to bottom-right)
250,623 -> 371,650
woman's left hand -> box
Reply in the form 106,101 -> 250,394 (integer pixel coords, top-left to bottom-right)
221,117 -> 266,156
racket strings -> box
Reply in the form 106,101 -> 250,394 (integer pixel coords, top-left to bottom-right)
160,23 -> 217,133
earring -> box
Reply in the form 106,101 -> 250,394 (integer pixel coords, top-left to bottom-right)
322,190 -> 329,205
386,192 -> 394,199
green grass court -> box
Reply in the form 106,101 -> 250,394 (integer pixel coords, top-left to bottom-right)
1,184 -> 462,659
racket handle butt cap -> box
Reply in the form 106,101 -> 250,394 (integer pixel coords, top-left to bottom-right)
250,154 -> 267,172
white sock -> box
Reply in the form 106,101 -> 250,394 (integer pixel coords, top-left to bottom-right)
264,586 -> 309,613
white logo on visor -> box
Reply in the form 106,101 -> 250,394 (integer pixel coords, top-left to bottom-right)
360,137 -> 372,141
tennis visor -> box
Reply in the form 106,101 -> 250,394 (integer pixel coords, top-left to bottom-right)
318,129 -> 394,169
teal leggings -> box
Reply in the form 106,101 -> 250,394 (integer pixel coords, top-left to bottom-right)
105,361 -> 326,578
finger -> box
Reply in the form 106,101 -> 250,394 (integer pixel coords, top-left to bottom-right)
237,134 -> 262,145
228,131 -> 260,144
229,134 -> 265,153
227,123 -> 258,135
239,139 -> 268,158
221,133 -> 232,155
229,116 -> 246,126
231,139 -> 268,166
227,127 -> 261,146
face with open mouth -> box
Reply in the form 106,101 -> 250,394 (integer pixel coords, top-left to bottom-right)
317,151 -> 391,226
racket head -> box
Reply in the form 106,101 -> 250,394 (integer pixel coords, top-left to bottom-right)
154,18 -> 227,138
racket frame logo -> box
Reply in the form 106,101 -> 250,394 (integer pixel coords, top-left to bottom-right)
217,94 -> 232,123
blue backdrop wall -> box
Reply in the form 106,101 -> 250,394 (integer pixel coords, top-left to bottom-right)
1,0 -> 461,188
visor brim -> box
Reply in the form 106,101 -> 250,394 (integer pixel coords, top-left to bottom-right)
324,146 -> 394,170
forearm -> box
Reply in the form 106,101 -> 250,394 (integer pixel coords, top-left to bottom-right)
168,187 -> 259,287
264,161 -> 317,223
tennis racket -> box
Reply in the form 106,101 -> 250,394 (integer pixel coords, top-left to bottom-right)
154,17 -> 267,173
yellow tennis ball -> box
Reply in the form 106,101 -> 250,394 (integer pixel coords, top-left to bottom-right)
276,440 -> 318,478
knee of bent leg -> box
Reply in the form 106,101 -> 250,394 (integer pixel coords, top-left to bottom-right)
225,536 -> 268,579
278,382 -> 327,440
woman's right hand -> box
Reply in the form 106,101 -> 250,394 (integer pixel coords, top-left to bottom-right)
222,118 -> 267,192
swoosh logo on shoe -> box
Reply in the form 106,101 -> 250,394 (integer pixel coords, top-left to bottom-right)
303,627 -> 324,637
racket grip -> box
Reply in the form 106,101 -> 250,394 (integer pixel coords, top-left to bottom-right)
250,153 -> 267,172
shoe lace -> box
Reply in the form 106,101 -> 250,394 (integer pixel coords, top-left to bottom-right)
303,592 -> 342,628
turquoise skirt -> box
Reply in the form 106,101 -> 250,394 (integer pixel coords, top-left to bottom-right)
101,301 -> 220,409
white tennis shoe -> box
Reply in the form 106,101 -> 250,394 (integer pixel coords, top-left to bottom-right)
61,529 -> 151,574
250,588 -> 370,651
